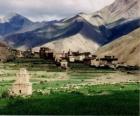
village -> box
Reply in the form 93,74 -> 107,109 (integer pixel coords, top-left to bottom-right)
0,42 -> 139,115
1,42 -> 139,71
0,0 -> 139,114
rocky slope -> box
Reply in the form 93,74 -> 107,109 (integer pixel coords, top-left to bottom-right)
96,28 -> 140,66
0,41 -> 14,62
99,0 -> 140,23
33,33 -> 100,53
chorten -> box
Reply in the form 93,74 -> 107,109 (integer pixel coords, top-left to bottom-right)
11,68 -> 32,96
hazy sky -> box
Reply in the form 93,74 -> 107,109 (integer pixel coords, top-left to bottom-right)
0,0 -> 115,21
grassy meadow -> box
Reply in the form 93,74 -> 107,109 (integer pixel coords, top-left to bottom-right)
0,58 -> 139,115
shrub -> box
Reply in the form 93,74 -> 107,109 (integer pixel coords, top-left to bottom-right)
33,90 -> 44,96
40,81 -> 44,84
1,90 -> 10,98
70,91 -> 83,95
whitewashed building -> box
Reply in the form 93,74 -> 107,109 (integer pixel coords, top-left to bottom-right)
60,60 -> 68,69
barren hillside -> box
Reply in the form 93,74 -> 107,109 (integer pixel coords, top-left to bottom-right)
96,28 -> 140,66
99,0 -> 140,23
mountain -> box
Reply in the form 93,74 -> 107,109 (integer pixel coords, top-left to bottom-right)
95,28 -> 140,66
94,0 -> 140,66
1,0 -> 140,52
5,14 -> 110,51
0,13 -> 34,36
99,0 -> 140,23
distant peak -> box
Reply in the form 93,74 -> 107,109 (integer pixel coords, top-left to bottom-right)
0,12 -> 32,23
6,12 -> 20,17
4,12 -> 24,20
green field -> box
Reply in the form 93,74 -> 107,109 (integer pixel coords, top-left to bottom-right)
0,58 -> 139,115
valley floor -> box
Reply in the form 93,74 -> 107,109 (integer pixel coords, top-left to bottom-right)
0,58 -> 139,115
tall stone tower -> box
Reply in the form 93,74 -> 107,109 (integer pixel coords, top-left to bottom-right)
11,68 -> 32,96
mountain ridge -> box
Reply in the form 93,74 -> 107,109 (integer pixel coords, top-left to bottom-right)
0,0 -> 140,53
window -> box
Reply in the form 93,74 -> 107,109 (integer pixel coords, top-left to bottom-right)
19,90 -> 21,93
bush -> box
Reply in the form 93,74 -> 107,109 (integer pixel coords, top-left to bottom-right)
33,90 -> 44,96
70,91 -> 83,95
1,90 -> 10,98
50,89 -> 55,94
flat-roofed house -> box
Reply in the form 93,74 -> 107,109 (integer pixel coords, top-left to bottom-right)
60,59 -> 68,69
69,55 -> 75,62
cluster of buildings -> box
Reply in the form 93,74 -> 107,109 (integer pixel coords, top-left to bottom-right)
38,47 -> 119,69
38,47 -> 140,71
1,45 -> 138,71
